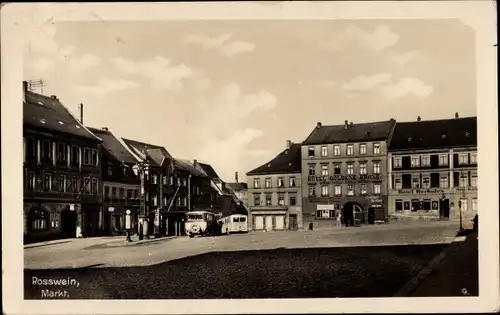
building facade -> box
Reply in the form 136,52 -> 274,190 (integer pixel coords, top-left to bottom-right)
246,141 -> 303,231
388,115 -> 478,221
226,171 -> 249,214
301,120 -> 396,227
87,127 -> 141,236
23,83 -> 102,243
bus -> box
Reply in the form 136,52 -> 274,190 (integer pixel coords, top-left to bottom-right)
219,214 -> 249,235
184,210 -> 221,238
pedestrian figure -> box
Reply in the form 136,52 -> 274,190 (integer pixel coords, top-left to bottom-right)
308,221 -> 314,231
472,214 -> 478,232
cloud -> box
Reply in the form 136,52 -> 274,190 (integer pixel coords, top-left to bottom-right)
75,77 -> 141,96
392,50 -> 422,67
322,25 -> 400,52
184,33 -> 255,57
342,73 -> 392,91
381,77 -> 433,99
111,56 -> 195,90
68,54 -> 101,72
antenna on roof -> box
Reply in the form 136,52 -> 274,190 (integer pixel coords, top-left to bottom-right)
27,79 -> 45,94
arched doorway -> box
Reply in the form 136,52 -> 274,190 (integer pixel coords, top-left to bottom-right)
27,208 -> 50,233
342,202 -> 364,226
60,207 -> 77,238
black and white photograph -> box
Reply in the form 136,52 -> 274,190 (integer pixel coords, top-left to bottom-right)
1,1 -> 498,314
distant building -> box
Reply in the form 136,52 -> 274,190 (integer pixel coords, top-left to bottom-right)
388,115 -> 477,221
246,141 -> 303,231
226,171 -> 249,213
23,82 -> 102,243
301,119 -> 396,227
87,127 -> 141,236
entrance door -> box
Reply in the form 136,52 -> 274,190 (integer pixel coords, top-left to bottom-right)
368,208 -> 375,224
265,216 -> 273,231
289,214 -> 298,230
255,216 -> 264,230
60,209 -> 77,238
275,215 -> 285,230
439,199 -> 450,220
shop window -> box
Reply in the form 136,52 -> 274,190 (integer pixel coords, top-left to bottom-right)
395,200 -> 403,212
411,199 -> 420,212
423,199 -> 432,211
28,208 -> 49,232
403,201 -> 410,210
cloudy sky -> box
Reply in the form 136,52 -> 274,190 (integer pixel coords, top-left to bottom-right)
23,19 -> 476,182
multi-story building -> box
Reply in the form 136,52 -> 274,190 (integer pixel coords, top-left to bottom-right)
388,115 -> 477,221
87,127 -> 141,236
226,171 -> 249,213
246,140 -> 303,231
301,120 -> 396,227
23,82 -> 102,243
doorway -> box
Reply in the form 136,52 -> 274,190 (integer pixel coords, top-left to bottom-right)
60,208 -> 77,238
368,208 -> 375,224
439,199 -> 450,220
343,202 -> 362,226
288,214 -> 298,230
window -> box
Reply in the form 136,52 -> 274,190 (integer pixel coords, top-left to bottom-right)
459,153 -> 468,165
308,164 -> 316,176
423,199 -> 432,211
422,177 -> 430,189
118,187 -> 124,199
43,173 -> 51,191
112,187 -> 118,199
347,163 -> 354,175
430,173 -> 440,188
253,178 -> 260,189
83,148 -> 91,165
25,137 -> 36,160
321,146 -> 328,157
162,175 -> 167,185
333,185 -> 341,196
84,177 -> 91,193
26,172 -> 35,190
152,195 -> 158,206
402,174 -> 411,188
373,162 -> 380,174
472,198 -> 478,211
459,173 -> 469,187
439,154 -> 449,166
70,145 -> 79,164
92,178 -> 98,194
57,143 -> 66,162
412,177 -> 420,188
308,185 -> 316,196
373,143 -> 380,154
71,177 -> 78,193
107,165 -> 113,176
421,155 -> 430,166
346,144 -> 354,156
321,164 -> 329,176
278,195 -> 285,206
360,184 -> 367,195
265,194 -> 272,205
57,175 -> 65,192
393,157 -> 402,168
308,147 -> 315,157
289,195 -> 297,206
334,145 -> 341,156
28,209 -> 49,231
104,186 -> 110,199
91,149 -> 98,166
253,193 -> 261,206
411,156 -> 420,167
152,174 -> 158,184
347,185 -> 354,196
394,178 -> 402,190
440,176 -> 449,188
333,164 -> 341,175
411,199 -> 420,212
317,210 -> 335,218
289,177 -> 296,187
277,177 -> 285,187
459,199 -> 468,211
373,184 -> 381,195
163,196 -> 168,206
471,174 -> 478,187
265,178 -> 272,188
169,176 -> 174,185
395,200 -> 403,212
41,140 -> 51,159
470,152 -> 477,164
359,163 -> 367,175
321,185 -> 329,196
360,144 -> 367,155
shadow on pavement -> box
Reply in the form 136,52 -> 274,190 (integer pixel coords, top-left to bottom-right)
24,240 -> 72,249
23,242 -> 476,300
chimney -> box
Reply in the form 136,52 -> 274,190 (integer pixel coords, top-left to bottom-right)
50,95 -> 57,100
79,103 -> 84,124
286,140 -> 292,149
316,122 -> 322,128
417,116 -> 421,122
102,127 -> 108,131
235,171 -> 239,183
193,159 -> 198,167
344,120 -> 349,129
455,112 -> 459,119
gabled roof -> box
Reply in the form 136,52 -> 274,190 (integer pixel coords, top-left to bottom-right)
87,127 -> 138,164
174,159 -> 208,178
246,143 -> 302,176
146,148 -> 169,167
121,138 -> 173,166
226,182 -> 248,192
198,163 -> 220,179
389,117 -> 477,151
24,90 -> 101,142
303,119 -> 396,145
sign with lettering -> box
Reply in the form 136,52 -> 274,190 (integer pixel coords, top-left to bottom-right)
397,188 -> 445,194
317,204 -> 334,211
366,195 -> 384,203
456,187 -> 478,192
308,174 -> 381,182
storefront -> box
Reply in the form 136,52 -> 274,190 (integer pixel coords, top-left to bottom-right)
251,208 -> 287,231
389,188 -> 450,220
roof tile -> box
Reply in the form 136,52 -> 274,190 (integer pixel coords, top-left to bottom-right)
246,143 -> 302,176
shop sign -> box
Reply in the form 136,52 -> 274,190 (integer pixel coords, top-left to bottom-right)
308,174 -> 381,183
397,188 -> 445,194
456,187 -> 478,192
366,195 -> 384,203
316,204 -> 335,211
370,204 -> 383,208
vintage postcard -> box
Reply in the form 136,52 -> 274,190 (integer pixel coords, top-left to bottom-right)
1,1 -> 499,314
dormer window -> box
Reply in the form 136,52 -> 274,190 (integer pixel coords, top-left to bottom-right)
267,164 -> 271,167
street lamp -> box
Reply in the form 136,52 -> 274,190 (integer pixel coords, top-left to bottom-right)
132,160 -> 150,240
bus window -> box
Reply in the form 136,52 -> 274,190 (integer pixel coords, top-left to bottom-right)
233,217 -> 239,222
187,214 -> 203,221
239,217 -> 246,222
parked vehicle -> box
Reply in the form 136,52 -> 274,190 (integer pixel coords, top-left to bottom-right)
184,210 -> 221,238
219,214 -> 248,235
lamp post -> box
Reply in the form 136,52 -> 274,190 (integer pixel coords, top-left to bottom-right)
132,160 -> 150,240
458,188 -> 465,233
